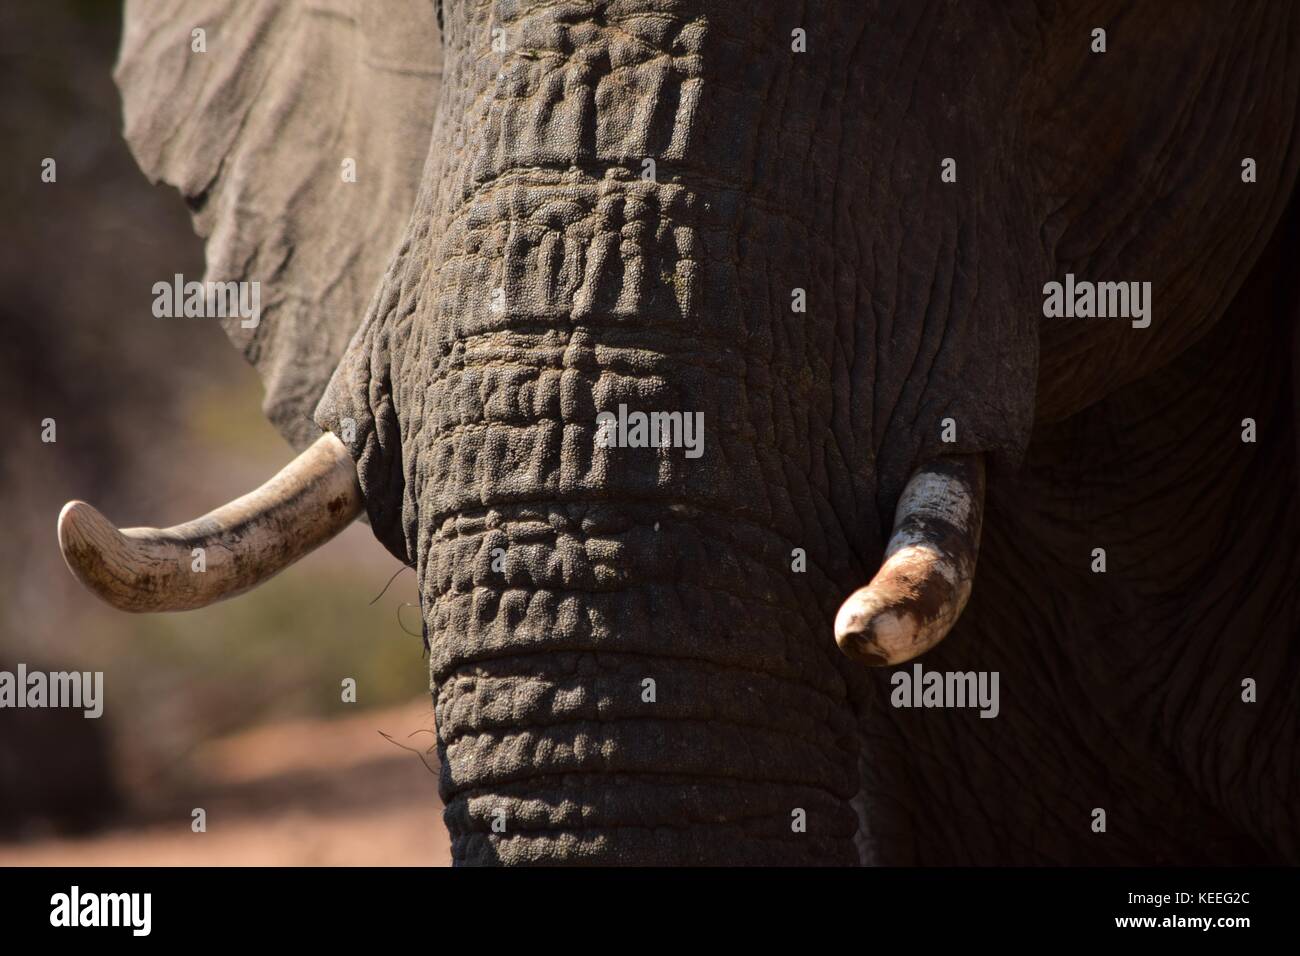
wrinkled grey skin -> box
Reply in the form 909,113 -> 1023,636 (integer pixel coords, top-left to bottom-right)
118,1 -> 1300,864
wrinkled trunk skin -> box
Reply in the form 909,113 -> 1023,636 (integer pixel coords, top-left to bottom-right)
424,2 -> 863,865
429,509 -> 862,864
319,1 -> 1040,864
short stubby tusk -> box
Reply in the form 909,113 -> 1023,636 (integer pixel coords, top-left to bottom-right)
58,433 -> 362,613
834,455 -> 986,666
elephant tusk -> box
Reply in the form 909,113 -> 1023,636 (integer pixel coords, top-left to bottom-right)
57,433 -> 362,613
834,455 -> 985,666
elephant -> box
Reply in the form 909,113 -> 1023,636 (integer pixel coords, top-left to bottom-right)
56,0 -> 1300,865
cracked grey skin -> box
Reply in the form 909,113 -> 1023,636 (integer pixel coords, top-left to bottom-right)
119,1 -> 1300,864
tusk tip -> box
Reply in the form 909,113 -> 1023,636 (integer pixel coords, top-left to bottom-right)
834,588 -> 918,667
57,500 -> 140,611
58,499 -> 113,561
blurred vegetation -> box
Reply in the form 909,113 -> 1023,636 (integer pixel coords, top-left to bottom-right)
101,549 -> 429,803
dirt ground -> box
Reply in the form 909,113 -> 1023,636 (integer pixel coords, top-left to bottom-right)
0,700 -> 451,866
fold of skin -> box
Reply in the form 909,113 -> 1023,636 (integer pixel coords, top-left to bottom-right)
316,3 -> 1038,864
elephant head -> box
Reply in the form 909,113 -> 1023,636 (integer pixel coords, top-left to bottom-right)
59,0 -> 1300,864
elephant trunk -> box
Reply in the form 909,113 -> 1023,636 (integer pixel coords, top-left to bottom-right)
425,505 -> 861,865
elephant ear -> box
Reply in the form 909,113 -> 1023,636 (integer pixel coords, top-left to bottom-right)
114,0 -> 442,450
1027,2 -> 1300,423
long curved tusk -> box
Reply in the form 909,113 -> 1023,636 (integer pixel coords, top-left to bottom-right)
834,455 -> 985,666
58,433 -> 362,613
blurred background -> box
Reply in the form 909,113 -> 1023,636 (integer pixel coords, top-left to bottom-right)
0,1 -> 448,864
